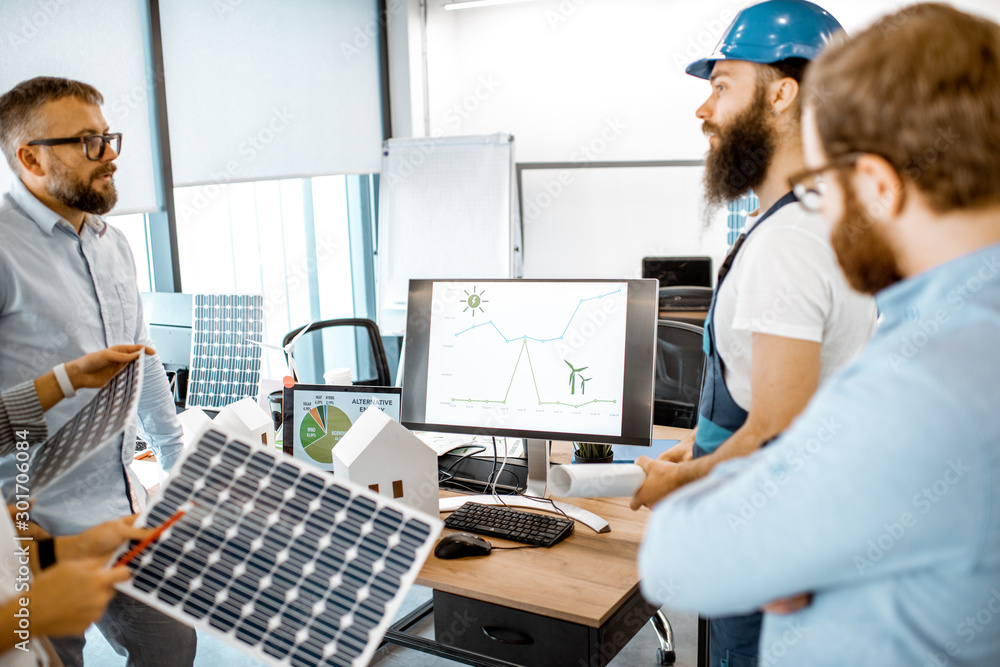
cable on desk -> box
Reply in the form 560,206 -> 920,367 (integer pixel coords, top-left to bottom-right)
438,445 -> 487,481
487,437 -> 509,499
512,493 -> 572,522
491,545 -> 541,551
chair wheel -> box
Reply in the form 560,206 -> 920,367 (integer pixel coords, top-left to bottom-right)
657,648 -> 676,665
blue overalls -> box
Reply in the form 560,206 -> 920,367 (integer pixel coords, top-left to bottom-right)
692,191 -> 798,667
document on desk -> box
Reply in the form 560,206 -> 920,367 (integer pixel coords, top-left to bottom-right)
469,436 -> 524,459
549,463 -> 646,498
415,432 -> 525,458
414,432 -> 478,456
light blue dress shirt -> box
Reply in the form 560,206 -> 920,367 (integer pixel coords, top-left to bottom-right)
640,242 -> 1000,666
0,178 -> 183,535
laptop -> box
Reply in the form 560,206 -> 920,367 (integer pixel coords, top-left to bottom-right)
282,384 -> 402,472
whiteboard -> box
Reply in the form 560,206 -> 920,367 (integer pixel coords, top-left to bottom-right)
519,165 -> 729,281
377,134 -> 522,335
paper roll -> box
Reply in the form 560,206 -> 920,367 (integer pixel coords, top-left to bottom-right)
324,368 -> 353,385
549,464 -> 646,498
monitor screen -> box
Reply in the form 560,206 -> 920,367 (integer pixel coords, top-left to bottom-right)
641,256 -> 713,289
401,279 -> 657,446
140,292 -> 193,368
282,384 -> 402,472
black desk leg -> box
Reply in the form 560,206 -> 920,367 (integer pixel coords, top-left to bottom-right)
698,616 -> 711,667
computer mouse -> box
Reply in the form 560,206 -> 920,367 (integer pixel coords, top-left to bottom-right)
434,533 -> 493,559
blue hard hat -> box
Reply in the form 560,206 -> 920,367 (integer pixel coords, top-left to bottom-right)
686,0 -> 844,79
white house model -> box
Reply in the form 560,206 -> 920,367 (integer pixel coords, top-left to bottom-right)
331,407 -> 439,518
212,397 -> 276,448
176,406 -> 214,447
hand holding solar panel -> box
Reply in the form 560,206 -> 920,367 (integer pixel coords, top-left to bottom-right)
1,356 -> 145,499
112,427 -> 442,667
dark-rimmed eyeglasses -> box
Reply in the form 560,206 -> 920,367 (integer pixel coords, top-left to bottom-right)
788,152 -> 862,211
27,133 -> 122,161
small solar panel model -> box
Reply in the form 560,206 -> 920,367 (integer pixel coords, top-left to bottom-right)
2,357 -> 144,497
113,427 -> 442,667
186,294 -> 265,410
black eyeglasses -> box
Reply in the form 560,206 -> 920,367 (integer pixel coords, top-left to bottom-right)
27,133 -> 122,161
788,152 -> 862,212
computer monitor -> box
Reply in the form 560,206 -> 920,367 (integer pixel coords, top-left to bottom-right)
401,279 -> 658,522
141,292 -> 194,408
140,292 -> 194,369
642,256 -> 713,289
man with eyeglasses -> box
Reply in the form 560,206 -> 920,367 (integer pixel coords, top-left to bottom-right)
0,77 -> 195,665
640,3 -> 1000,664
631,1 -> 876,664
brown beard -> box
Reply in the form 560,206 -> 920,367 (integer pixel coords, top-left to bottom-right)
46,159 -> 118,216
702,83 -> 777,224
831,177 -> 903,294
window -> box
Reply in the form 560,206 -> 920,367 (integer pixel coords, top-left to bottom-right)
174,175 -> 361,379
111,213 -> 153,293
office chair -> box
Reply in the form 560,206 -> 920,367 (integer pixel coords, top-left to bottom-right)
282,318 -> 392,386
649,319 -> 709,665
658,285 -> 713,311
654,319 -> 706,429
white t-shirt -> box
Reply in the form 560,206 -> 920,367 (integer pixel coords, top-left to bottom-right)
712,201 -> 878,410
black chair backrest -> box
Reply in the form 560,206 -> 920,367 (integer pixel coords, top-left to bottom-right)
282,318 -> 392,386
654,319 -> 706,429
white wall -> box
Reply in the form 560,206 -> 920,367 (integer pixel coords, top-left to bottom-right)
391,0 -> 1000,280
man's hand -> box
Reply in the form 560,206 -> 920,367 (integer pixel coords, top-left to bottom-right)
658,434 -> 695,463
57,515 -> 151,562
630,456 -> 693,510
6,502 -> 45,535
28,558 -> 131,637
65,345 -> 155,390
762,593 -> 813,614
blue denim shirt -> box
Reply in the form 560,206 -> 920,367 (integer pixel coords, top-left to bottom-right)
0,178 -> 183,535
640,242 -> 1000,665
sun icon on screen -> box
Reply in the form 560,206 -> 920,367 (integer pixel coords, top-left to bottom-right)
460,287 -> 488,316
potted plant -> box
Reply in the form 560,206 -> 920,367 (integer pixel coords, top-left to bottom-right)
573,442 -> 613,464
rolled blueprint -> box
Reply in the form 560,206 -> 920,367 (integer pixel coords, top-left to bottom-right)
549,464 -> 646,498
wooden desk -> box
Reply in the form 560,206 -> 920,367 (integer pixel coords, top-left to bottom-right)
384,427 -> 691,667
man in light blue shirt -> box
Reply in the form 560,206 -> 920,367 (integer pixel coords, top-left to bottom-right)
639,5 -> 1000,665
0,78 -> 195,664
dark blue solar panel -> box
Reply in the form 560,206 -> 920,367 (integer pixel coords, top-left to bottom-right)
115,428 -> 440,666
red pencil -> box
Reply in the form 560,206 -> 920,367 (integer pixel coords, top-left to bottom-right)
114,508 -> 188,568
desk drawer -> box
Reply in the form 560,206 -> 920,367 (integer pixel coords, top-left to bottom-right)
434,590 -> 589,666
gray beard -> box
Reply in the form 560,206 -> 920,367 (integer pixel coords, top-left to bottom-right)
47,166 -> 118,216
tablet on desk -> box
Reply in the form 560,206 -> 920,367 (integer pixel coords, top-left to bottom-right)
282,383 -> 402,471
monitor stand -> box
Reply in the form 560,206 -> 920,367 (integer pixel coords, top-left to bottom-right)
438,438 -> 611,533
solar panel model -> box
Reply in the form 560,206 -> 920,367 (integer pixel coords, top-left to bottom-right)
3,356 -> 144,496
186,294 -> 264,410
113,428 -> 442,667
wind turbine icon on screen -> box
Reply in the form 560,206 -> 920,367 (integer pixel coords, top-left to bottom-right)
564,360 -> 589,395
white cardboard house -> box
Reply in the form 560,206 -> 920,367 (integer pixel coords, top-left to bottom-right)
213,397 -> 275,448
178,397 -> 275,449
331,407 -> 439,518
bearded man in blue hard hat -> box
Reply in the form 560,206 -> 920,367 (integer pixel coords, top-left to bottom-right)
631,1 -> 878,665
